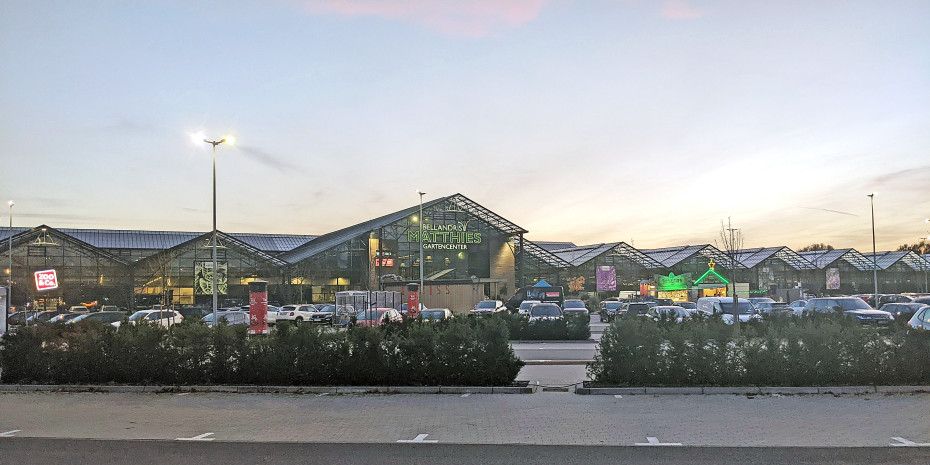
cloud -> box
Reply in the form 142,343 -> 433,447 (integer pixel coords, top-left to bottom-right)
661,0 -> 703,19
236,145 -> 307,174
295,0 -> 550,37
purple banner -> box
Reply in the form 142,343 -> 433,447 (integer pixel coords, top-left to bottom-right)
596,266 -> 616,291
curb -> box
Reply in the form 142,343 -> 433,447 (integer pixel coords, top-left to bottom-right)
0,383 -> 537,395
522,360 -> 592,366
575,385 -> 930,395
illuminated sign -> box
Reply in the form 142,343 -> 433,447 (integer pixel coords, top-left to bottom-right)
375,258 -> 395,267
34,269 -> 59,292
655,272 -> 692,291
408,221 -> 482,250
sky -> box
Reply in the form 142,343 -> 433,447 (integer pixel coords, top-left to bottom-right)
1,0 -> 928,253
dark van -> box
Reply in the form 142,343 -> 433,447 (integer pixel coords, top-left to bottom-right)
505,284 -> 564,312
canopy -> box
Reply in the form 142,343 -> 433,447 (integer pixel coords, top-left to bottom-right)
534,280 -> 552,287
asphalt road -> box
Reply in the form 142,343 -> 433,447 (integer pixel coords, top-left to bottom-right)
3,438 -> 929,465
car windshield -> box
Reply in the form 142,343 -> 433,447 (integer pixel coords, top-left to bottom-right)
476,301 -> 497,309
421,310 -> 445,319
520,301 -> 539,309
203,313 -> 231,323
318,305 -> 336,313
70,314 -> 90,322
357,310 -> 385,321
719,302 -> 755,314
604,302 -> 623,309
834,298 -> 873,311
756,303 -> 774,310
129,312 -> 150,321
531,305 -> 561,317
563,301 -> 585,308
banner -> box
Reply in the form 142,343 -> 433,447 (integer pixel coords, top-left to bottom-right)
248,280 -> 269,335
596,266 -> 616,291
194,261 -> 228,295
826,268 -> 840,290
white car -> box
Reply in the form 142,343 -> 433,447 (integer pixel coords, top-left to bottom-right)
469,300 -> 507,316
127,309 -> 184,328
276,304 -> 317,325
518,300 -> 541,316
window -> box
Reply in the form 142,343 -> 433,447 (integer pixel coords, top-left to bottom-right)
922,310 -> 930,325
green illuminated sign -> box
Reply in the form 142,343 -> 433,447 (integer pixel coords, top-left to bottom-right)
408,221 -> 482,250
694,268 -> 729,286
655,272 -> 692,291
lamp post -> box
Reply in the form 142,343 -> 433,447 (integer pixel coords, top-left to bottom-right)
868,193 -> 878,298
415,190 -> 425,296
201,136 -> 232,325
6,200 -> 12,329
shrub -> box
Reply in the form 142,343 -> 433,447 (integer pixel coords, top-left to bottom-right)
0,318 -> 524,387
588,314 -> 930,387
489,312 -> 590,340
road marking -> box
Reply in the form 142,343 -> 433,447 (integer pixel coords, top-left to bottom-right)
0,430 -> 22,437
397,433 -> 438,443
635,437 -> 682,446
891,437 -> 930,447
614,395 -> 623,399
177,432 -> 215,441
176,393 -> 189,396
318,393 -> 329,397
461,393 -> 471,398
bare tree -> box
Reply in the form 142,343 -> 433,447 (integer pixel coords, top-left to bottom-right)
798,243 -> 834,252
897,240 -> 930,255
717,218 -> 745,330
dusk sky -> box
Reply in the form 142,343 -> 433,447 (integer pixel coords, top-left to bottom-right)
1,0 -> 927,252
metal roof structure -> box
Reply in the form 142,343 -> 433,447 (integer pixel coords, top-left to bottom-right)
734,247 -> 816,270
520,240 -> 572,269
279,194 -> 529,265
550,242 -> 664,269
229,233 -> 317,253
641,245 -> 739,269
0,225 -> 130,266
532,241 -> 577,252
797,249 -> 876,271
862,251 -> 930,271
136,230 -> 289,268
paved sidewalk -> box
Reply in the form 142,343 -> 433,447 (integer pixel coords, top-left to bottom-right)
1,391 -> 928,447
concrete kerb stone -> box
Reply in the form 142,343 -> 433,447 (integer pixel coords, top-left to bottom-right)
876,385 -> 930,394
439,386 -> 493,394
758,386 -> 819,395
703,386 -> 761,395
644,387 -> 703,395
491,385 -> 536,394
818,386 -> 875,395
575,387 -> 646,395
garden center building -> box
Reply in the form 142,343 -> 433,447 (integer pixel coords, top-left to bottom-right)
2,193 -> 928,313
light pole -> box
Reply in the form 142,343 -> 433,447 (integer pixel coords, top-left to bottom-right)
868,193 -> 878,299
199,135 -> 233,325
416,190 -> 425,297
6,200 -> 12,329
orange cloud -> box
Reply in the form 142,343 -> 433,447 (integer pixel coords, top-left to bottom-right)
661,0 -> 703,19
295,0 -> 550,37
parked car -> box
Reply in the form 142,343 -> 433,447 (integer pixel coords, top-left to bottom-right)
127,309 -> 184,328
528,303 -> 563,322
561,299 -> 589,316
420,308 -> 453,322
914,296 -> 930,305
788,300 -> 807,315
203,311 -> 249,328
622,302 -> 651,317
276,304 -> 317,325
805,297 -> 893,325
309,304 -> 338,324
647,306 -> 695,323
599,301 -> 625,322
354,308 -> 403,327
27,310 -> 72,324
177,307 -> 211,321
68,305 -> 91,313
879,302 -> 928,323
469,300 -> 506,316
517,300 -> 540,316
69,311 -> 126,327
754,301 -> 794,315
696,297 -> 761,324
906,306 -> 930,332
876,294 -> 914,306
676,302 -> 697,310
48,313 -> 83,324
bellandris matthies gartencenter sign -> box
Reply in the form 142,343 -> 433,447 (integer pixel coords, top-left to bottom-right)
34,269 -> 59,292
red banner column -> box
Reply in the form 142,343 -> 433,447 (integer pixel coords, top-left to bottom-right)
248,280 -> 268,335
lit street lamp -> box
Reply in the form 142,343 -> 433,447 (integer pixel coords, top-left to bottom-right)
193,133 -> 234,325
416,190 -> 426,296
868,193 -> 878,298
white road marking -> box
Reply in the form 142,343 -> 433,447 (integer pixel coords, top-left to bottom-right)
461,393 -> 471,398
635,436 -> 682,446
318,393 -> 329,397
397,433 -> 438,443
0,430 -> 22,437
614,395 -> 623,399
176,393 -> 189,396
891,437 -> 930,447
177,432 -> 215,441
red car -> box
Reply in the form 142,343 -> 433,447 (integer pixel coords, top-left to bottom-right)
354,308 -> 403,327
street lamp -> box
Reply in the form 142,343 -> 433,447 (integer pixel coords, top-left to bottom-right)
868,193 -> 878,298
415,190 -> 426,296
6,200 -> 12,330
194,133 -> 233,325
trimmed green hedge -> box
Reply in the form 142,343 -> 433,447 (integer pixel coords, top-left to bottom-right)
489,312 -> 591,340
589,314 -> 930,387
0,318 -> 524,386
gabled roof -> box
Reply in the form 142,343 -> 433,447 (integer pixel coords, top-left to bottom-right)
550,242 -> 664,269
798,249 -> 875,271
533,241 -> 577,251
136,231 -> 288,267
0,225 -> 130,266
862,251 -> 929,271
641,245 -> 739,269
734,247 -> 816,270
280,194 -> 529,264
230,233 -> 317,253
522,240 -> 572,269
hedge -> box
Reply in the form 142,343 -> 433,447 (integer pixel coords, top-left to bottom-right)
0,317 -> 524,386
489,312 -> 591,341
588,313 -> 930,387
